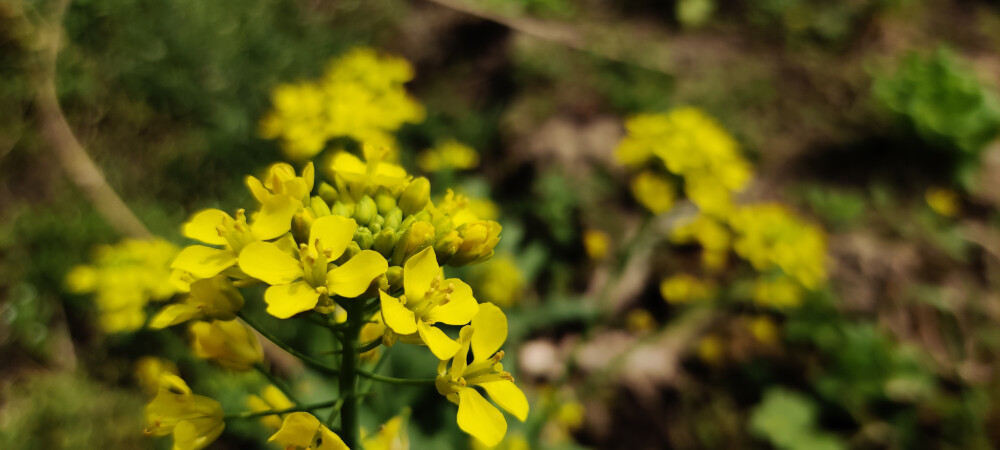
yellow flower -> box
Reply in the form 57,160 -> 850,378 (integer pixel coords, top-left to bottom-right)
269,412 -> 348,450
238,215 -> 388,319
362,414 -> 409,450
470,432 -> 529,450
150,275 -> 244,329
752,276 -> 804,308
660,274 -> 716,304
630,171 -> 675,214
328,146 -> 410,199
472,254 -> 524,309
380,247 -> 480,359
450,220 -> 502,266
359,313 -> 387,362
145,374 -> 225,450
747,315 -> 779,345
685,173 -> 734,217
247,162 -> 315,206
435,303 -> 529,447
259,82 -> 329,160
417,140 -> 480,172
555,401 -> 585,431
926,187 -> 960,217
697,334 -> 724,366
583,229 -> 611,260
728,203 -> 827,290
65,238 -> 181,333
670,214 -> 731,272
135,356 -> 179,395
189,320 -> 264,371
172,198 -> 300,279
625,309 -> 656,333
247,385 -> 295,430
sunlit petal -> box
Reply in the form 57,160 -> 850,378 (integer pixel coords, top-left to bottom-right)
171,246 -> 237,279
480,380 -> 529,421
238,242 -> 302,285
457,387 -> 506,447
326,250 -> 388,298
264,281 -> 321,319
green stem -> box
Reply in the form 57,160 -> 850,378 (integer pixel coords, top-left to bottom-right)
254,363 -> 301,405
238,311 -> 340,376
223,399 -> 339,420
338,301 -> 363,449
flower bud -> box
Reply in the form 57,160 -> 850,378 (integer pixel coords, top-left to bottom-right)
292,209 -> 316,246
374,189 -> 397,215
449,220 -> 501,266
373,228 -> 396,257
331,201 -> 355,217
189,320 -> 263,371
391,220 -> 435,266
354,227 -> 375,250
399,214 -> 416,231
434,230 -> 463,264
318,182 -> 339,204
309,196 -> 331,217
398,177 -> 430,216
385,265 -> 403,291
383,208 -> 403,230
354,195 -> 378,226
335,241 -> 362,264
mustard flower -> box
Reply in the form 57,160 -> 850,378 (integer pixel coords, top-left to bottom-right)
583,229 -> 611,260
149,275 -> 244,329
752,276 -> 804,308
144,374 -> 225,450
269,412 -> 348,450
238,215 -> 388,319
189,319 -> 264,371
362,414 -> 409,450
135,356 -> 179,395
660,274 -> 717,304
670,214 -> 731,272
436,303 -> 529,447
247,162 -> 315,206
630,170 -> 675,214
417,139 -> 480,172
728,203 -> 827,290
172,197 -> 300,279
926,187 -> 960,217
380,247 -> 479,359
247,385 -> 295,430
472,253 -> 524,309
328,146 -> 410,200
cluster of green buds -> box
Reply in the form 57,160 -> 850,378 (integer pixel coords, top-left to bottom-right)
291,146 -> 502,292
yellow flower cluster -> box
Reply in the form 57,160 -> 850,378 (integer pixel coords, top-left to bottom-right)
472,253 -> 525,308
145,144 -> 524,449
616,107 -> 752,217
260,48 -> 425,161
65,238 -> 180,333
417,139 -> 480,173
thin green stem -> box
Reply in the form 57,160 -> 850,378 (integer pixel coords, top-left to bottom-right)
357,371 -> 435,385
338,300 -> 363,448
254,363 -> 301,405
223,399 -> 339,420
238,311 -> 340,376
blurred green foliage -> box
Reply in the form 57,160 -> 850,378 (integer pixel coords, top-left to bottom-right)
750,388 -> 845,450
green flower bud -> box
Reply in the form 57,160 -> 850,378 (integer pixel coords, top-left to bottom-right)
375,189 -> 397,215
292,209 -> 316,246
434,230 -> 463,264
331,201 -> 355,217
414,209 -> 432,222
385,265 -> 403,292
318,182 -> 339,204
354,227 -> 375,250
391,220 -> 435,266
354,195 -> 378,226
399,214 -> 416,232
449,220 -> 502,266
373,228 -> 397,258
310,196 -> 331,217
335,241 -> 362,264
398,177 -> 430,216
384,208 -> 403,230
370,214 -> 385,229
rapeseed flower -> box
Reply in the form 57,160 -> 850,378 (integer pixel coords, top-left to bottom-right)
417,140 -> 480,172
630,170 -> 676,214
926,187 -> 960,217
472,253 -> 524,308
583,229 -> 611,260
362,414 -> 410,450
728,203 -> 827,290
660,274 -> 717,304
144,374 -> 224,450
246,385 -> 295,430
150,275 -> 244,328
189,319 -> 264,371
269,412 -> 348,450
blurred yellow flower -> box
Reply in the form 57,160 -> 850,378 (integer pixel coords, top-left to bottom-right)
471,432 -> 530,450
144,374 -> 224,450
261,47 -> 425,160
697,334 -> 724,366
660,274 -> 717,304
362,414 -> 410,450
926,187 -> 960,217
729,203 -> 827,290
630,170 -> 675,214
555,401 -> 585,430
417,140 -> 480,172
269,412 -> 348,450
135,356 -> 179,396
670,214 -> 731,272
247,385 -> 295,430
583,229 -> 611,260
625,309 -> 657,333
747,315 -> 779,345
752,276 -> 804,308
472,253 -> 524,309
65,238 -> 180,333
190,319 -> 264,371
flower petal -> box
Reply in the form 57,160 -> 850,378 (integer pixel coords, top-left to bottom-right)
425,278 -> 479,325
310,215 -> 358,260
182,210 -> 230,246
149,303 -> 201,329
380,291 -> 417,335
172,246 -> 237,279
251,194 -> 300,240
317,425 -> 349,450
457,387 -> 507,447
264,281 -> 321,319
246,176 -> 270,203
326,250 -> 387,298
404,247 -> 441,299
238,242 -> 302,286
480,380 -> 529,421
471,303 -> 507,361
269,412 -> 320,447
417,321 -> 460,360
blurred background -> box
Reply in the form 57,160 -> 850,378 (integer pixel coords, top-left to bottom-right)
4,0 -> 1000,448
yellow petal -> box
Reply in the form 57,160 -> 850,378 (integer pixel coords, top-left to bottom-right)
246,176 -> 270,203
149,303 -> 201,329
471,303 -> 507,361
404,247 -> 441,299
326,250 -> 388,298
457,387 -> 507,447
425,279 -> 479,325
330,151 -> 367,174
182,210 -> 230,246
251,194 -> 300,240
317,425 -> 349,450
264,281 -> 321,319
173,418 -> 225,450
238,242 -> 302,285
303,162 -> 315,193
380,291 -> 417,335
480,380 -> 529,421
269,412 -> 320,447
171,246 -> 237,279
310,215 -> 358,260
417,321 -> 460,360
